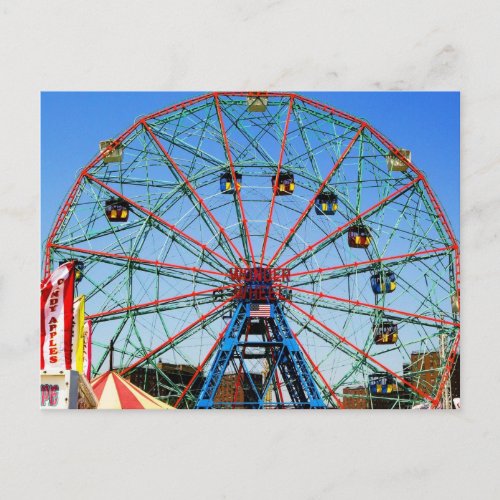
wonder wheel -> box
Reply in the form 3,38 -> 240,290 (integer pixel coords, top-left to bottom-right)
43,92 -> 460,409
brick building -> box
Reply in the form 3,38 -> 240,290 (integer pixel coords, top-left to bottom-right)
342,386 -> 368,409
409,351 -> 440,395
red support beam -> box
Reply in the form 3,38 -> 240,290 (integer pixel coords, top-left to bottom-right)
289,246 -> 455,279
120,295 -> 235,376
454,247 -> 461,309
292,94 -> 365,126
285,300 -> 435,403
142,121 -> 248,267
260,96 -> 295,266
142,93 -> 213,121
50,243 -> 230,278
85,173 -> 238,269
87,284 -> 236,321
280,285 -> 460,328
276,176 -> 422,270
213,93 -> 255,267
267,124 -> 365,268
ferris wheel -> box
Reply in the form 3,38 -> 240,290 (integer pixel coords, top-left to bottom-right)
43,92 -> 460,409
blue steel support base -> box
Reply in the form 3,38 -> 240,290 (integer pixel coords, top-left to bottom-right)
195,301 -> 326,409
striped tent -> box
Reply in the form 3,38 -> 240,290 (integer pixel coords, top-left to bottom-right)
91,371 -> 174,410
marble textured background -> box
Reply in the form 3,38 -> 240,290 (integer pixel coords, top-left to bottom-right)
0,0 -> 499,498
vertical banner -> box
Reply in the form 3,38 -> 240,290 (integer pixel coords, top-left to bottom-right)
82,320 -> 92,380
40,262 -> 76,370
71,295 -> 85,373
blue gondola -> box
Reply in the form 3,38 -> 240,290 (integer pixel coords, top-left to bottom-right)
370,270 -> 396,294
314,192 -> 338,215
220,172 -> 242,194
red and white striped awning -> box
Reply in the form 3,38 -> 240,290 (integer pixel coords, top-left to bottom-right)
91,371 -> 173,410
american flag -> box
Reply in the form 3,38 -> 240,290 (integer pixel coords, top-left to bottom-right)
249,303 -> 271,318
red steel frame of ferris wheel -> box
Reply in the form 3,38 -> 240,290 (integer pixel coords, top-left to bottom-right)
260,96 -> 295,266
285,300 -> 435,403
289,246 -> 455,279
432,332 -> 460,408
289,327 -> 344,408
43,93 -> 214,279
50,244 -> 230,278
87,284 -> 236,321
280,285 -> 460,328
85,173 -> 239,269
275,176 -> 422,271
120,294 -> 236,377
142,121 -> 249,268
143,93 -> 213,121
267,125 -> 366,268
214,93 -> 255,267
174,321 -> 232,408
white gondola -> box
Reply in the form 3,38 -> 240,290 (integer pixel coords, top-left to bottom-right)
387,148 -> 411,172
247,95 -> 268,112
99,139 -> 124,163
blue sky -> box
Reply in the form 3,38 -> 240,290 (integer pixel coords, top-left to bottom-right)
41,91 -> 460,242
